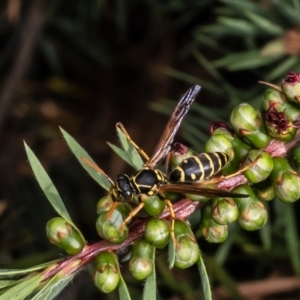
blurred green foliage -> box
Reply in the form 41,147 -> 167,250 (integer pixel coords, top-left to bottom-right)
1,0 -> 300,299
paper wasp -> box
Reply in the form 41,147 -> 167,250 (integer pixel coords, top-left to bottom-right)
83,85 -> 251,245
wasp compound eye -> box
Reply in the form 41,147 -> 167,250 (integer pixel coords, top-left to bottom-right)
123,190 -> 132,200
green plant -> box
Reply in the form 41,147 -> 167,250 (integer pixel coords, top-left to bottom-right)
2,72 -> 300,299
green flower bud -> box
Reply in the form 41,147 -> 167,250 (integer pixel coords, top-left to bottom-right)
169,143 -> 196,167
265,105 -> 295,142
115,202 -> 132,220
129,240 -> 154,280
223,137 -> 251,175
270,157 -> 300,203
282,72 -> 300,102
204,134 -> 234,159
254,179 -> 275,201
201,204 -> 228,243
93,251 -> 120,293
96,210 -> 128,244
174,220 -> 194,239
163,192 -> 181,202
231,138 -> 251,161
210,125 -> 234,141
263,88 -> 300,122
174,236 -> 200,269
211,198 -> 239,225
233,185 -> 268,231
144,218 -> 170,249
46,217 -> 85,255
230,103 -> 271,148
142,194 -> 166,217
201,224 -> 228,243
243,150 -> 274,183
97,195 -> 113,215
292,146 -> 300,174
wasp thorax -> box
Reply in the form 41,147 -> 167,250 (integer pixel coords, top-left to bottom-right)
115,174 -> 135,201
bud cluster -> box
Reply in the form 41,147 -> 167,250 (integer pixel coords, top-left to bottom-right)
198,72 -> 300,242
43,72 -> 300,295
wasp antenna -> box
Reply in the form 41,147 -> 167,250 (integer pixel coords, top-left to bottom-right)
116,122 -> 129,135
81,157 -> 115,186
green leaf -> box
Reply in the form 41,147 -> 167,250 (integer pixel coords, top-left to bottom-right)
168,240 -> 175,269
219,0 -> 261,13
284,204 -> 300,276
118,275 -> 131,300
30,273 -> 74,300
116,124 -> 131,151
107,143 -> 135,169
166,68 -> 223,95
0,274 -> 42,300
215,224 -> 239,265
0,280 -> 19,289
108,125 -> 144,171
115,249 -> 131,300
0,259 -> 62,279
266,56 -> 300,81
143,248 -> 156,300
207,258 -> 241,299
244,10 -> 284,35
259,202 -> 272,252
24,143 -> 82,240
213,51 -> 282,70
197,254 -> 212,300
60,127 -> 111,191
218,17 -> 256,35
116,125 -> 144,170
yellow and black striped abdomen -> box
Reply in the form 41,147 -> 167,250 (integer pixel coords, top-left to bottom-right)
169,152 -> 229,183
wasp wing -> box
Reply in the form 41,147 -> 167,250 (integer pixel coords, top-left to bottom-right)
146,85 -> 201,168
158,183 -> 248,198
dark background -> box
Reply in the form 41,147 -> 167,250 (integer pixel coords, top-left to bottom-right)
1,0 -> 300,299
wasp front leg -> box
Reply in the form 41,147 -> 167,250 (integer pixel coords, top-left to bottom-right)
116,122 -> 150,162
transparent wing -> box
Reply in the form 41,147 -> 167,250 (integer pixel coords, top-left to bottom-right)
146,85 -> 201,168
158,182 -> 248,198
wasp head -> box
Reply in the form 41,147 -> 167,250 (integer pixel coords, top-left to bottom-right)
114,174 -> 135,201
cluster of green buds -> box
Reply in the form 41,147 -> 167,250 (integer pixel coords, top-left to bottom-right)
92,72 -> 300,291
40,72 -> 300,297
168,71 -> 300,244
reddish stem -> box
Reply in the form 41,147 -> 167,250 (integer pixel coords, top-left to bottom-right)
42,199 -> 201,280
42,127 -> 300,281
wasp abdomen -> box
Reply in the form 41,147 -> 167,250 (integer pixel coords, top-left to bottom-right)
169,152 -> 229,183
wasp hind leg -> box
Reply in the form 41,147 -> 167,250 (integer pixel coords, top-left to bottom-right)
204,155 -> 261,185
164,199 -> 178,249
116,122 -> 150,162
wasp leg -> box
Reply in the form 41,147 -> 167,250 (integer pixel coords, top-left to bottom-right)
106,201 -> 119,221
116,122 -> 150,161
205,155 -> 260,185
81,157 -> 115,186
120,202 -> 145,231
164,199 -> 178,248
164,151 -> 173,177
